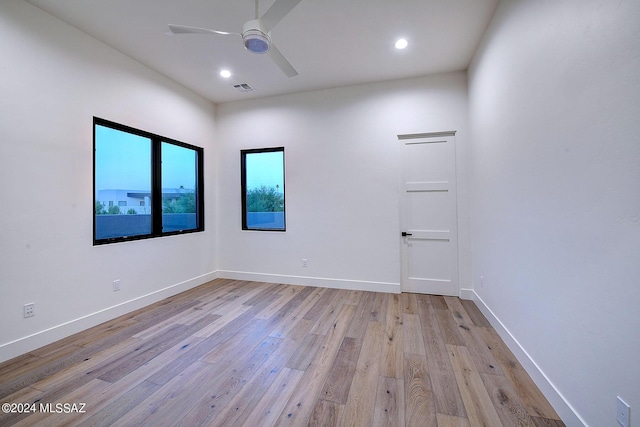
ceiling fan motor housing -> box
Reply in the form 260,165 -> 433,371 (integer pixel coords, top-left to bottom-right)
242,19 -> 270,53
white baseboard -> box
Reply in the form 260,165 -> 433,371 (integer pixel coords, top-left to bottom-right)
0,271 -> 219,364
217,270 -> 401,294
469,290 -> 586,427
459,287 -> 475,300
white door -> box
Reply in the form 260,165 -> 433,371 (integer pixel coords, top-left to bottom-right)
399,132 -> 458,296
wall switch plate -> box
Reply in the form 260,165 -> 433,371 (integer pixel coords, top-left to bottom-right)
24,303 -> 35,318
617,396 -> 630,427
113,279 -> 121,291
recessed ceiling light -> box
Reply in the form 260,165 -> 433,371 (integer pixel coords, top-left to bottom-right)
395,38 -> 408,50
220,69 -> 232,78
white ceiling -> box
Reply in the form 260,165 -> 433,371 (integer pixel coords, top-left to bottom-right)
25,0 -> 499,104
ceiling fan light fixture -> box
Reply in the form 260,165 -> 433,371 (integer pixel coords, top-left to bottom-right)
394,39 -> 409,50
243,29 -> 270,54
395,38 -> 408,49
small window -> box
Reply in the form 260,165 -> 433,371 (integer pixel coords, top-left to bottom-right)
241,147 -> 285,231
94,117 -> 204,244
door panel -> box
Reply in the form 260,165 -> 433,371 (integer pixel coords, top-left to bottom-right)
409,239 -> 451,280
406,190 -> 451,230
399,132 -> 458,296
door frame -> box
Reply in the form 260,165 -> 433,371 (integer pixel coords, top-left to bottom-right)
398,131 -> 459,296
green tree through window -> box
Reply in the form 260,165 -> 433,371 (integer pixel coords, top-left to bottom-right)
246,185 -> 284,213
241,147 -> 285,231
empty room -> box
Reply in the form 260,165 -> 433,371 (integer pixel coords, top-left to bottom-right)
0,0 -> 638,426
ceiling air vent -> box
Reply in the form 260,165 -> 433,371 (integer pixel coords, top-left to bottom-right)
232,83 -> 255,93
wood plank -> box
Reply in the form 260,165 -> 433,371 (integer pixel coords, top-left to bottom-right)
198,318 -> 274,364
402,293 -> 419,314
436,413 -> 472,427
0,280 -> 564,427
309,399 -> 344,427
428,294 -> 448,310
0,354 -> 42,383
242,282 -> 283,306
445,297 -> 503,376
71,380 -> 159,427
274,285 -> 320,317
240,367 -> 304,427
476,327 -> 562,420
144,303 -> 279,387
61,338 -> 195,424
402,313 -> 426,356
14,378 -> 111,427
303,287 -> 340,321
254,285 -> 304,320
434,308 -> 464,346
269,287 -> 327,339
404,353 -> 437,427
308,291 -> 345,336
417,302 -> 466,417
480,372 -> 532,427
460,299 -> 492,328
183,335 -> 282,426
96,316 -> 216,384
346,291 -> 377,339
321,336 -> 362,404
125,337 -> 281,426
193,304 -> 253,338
530,416 -> 566,426
342,289 -> 363,306
369,292 -> 388,323
30,337 -> 142,392
380,293 -> 404,379
53,318 -> 141,351
211,319 -> 316,427
373,376 -> 405,427
286,333 -> 324,371
0,345 -> 97,399
108,360 -> 214,426
274,304 -> 357,426
447,344 -> 503,427
340,321 -> 385,427
0,387 -> 44,427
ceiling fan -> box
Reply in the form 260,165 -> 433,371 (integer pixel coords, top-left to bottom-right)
168,0 -> 302,77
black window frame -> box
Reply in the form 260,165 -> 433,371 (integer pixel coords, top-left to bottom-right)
241,147 -> 286,232
93,117 -> 204,245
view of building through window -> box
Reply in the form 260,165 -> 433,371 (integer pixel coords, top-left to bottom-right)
94,119 -> 203,243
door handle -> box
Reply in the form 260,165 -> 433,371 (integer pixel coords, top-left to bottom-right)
401,232 -> 412,237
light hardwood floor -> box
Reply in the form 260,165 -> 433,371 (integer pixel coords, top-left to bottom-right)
0,279 -> 564,426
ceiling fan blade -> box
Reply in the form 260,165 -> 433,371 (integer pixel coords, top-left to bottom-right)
268,43 -> 298,77
260,0 -> 303,32
168,24 -> 238,36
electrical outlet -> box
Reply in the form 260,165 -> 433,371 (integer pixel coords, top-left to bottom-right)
302,259 -> 308,268
480,275 -> 485,288
617,396 -> 630,427
113,279 -> 121,292
24,303 -> 35,318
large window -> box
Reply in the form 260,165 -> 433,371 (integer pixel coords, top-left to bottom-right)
241,147 -> 285,231
94,117 -> 204,244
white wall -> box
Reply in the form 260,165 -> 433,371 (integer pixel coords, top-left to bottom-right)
468,1 -> 640,425
216,73 -> 471,293
0,1 -> 218,362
